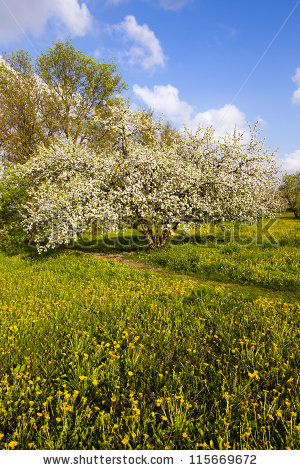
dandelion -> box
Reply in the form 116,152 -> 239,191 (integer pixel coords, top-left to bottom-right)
128,371 -> 133,377
8,441 -> 18,449
79,376 -> 87,381
182,432 -> 188,438
248,370 -> 260,380
122,436 -> 129,445
92,380 -> 98,386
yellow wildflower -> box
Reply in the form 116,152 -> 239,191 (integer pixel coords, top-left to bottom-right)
248,370 -> 260,380
8,441 -> 18,449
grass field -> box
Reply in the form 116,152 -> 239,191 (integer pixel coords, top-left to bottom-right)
0,215 -> 299,450
132,215 -> 300,293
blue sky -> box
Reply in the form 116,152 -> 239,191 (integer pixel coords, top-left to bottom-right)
0,0 -> 299,171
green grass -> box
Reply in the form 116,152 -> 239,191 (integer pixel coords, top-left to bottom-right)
131,216 -> 300,294
0,215 -> 299,450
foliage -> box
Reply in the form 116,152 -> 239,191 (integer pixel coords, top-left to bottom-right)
0,232 -> 299,449
0,170 -> 28,251
0,51 -> 51,164
35,40 -> 126,146
280,172 -> 300,218
0,40 -> 126,164
14,103 -> 280,251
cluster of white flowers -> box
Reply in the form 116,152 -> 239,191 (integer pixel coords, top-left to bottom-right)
16,102 -> 280,251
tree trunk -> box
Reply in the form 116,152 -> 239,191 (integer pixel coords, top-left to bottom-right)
139,221 -> 179,249
141,222 -> 156,249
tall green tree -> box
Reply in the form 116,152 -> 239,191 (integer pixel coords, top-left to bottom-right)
280,172 -> 300,218
0,40 -> 127,164
0,51 -> 53,164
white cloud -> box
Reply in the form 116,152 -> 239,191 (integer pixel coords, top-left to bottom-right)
115,15 -> 166,70
292,88 -> 300,106
0,0 -> 93,44
133,84 -> 193,122
159,0 -> 190,10
292,68 -> 300,85
133,83 -> 248,137
292,67 -> 300,106
189,104 -> 246,137
281,150 -> 300,172
51,0 -> 92,36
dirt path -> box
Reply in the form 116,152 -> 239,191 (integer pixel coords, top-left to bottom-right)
89,251 -> 239,284
87,251 -> 272,290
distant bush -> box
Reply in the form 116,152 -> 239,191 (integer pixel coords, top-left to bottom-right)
280,172 -> 300,218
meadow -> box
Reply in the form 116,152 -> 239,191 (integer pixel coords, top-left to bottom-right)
0,215 -> 299,450
132,215 -> 300,293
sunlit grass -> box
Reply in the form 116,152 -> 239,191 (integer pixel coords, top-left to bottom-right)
0,224 -> 299,449
132,216 -> 300,293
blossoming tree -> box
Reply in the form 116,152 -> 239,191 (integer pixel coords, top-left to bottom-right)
14,103 -> 280,251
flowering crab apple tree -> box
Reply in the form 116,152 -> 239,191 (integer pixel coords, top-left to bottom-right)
16,140 -> 119,251
16,102 -> 280,251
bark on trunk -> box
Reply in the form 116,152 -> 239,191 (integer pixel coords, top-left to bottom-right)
138,220 -> 179,249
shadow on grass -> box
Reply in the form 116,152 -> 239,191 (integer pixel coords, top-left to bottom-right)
18,231 -> 252,260
71,234 -> 150,254
71,232 -> 226,254
14,211 -> 299,260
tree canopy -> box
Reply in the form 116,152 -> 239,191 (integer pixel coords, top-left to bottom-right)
11,103 -> 280,251
0,40 -> 126,164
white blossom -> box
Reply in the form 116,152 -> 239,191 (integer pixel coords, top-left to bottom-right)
16,103 -> 280,251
